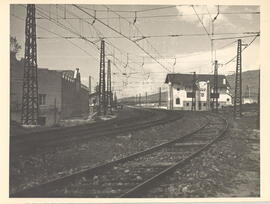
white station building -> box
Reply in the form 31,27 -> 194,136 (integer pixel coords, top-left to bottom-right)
165,73 -> 232,111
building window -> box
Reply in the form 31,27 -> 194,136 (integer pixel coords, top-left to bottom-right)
176,98 -> 180,104
227,98 -> 230,102
223,78 -> 226,85
39,94 -> 46,105
177,88 -> 180,91
186,102 -> 189,106
203,103 -> 206,106
201,93 -> 204,97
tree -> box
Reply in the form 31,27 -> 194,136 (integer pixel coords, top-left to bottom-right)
10,36 -> 21,59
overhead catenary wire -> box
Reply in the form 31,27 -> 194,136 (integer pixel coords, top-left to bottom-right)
223,34 -> 259,65
192,5 -> 211,40
11,4 -> 260,94
11,13 -> 99,62
36,32 -> 260,40
73,4 -> 172,72
36,5 -> 141,74
103,5 -> 173,69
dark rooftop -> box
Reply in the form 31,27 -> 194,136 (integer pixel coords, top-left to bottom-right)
165,73 -> 230,88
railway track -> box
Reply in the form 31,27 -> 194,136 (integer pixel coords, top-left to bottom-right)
12,113 -> 228,198
11,108 -> 184,154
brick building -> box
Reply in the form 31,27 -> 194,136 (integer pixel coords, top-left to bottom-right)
165,73 -> 232,111
11,57 -> 89,126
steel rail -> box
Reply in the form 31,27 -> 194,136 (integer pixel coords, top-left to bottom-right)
120,113 -> 228,197
11,113 -> 209,197
11,109 -> 184,154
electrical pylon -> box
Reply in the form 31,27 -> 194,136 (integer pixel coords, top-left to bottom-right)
234,39 -> 242,118
98,39 -> 106,115
192,72 -> 197,111
213,60 -> 219,112
107,59 -> 112,113
21,4 -> 39,125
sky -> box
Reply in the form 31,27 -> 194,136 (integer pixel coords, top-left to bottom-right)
10,4 -> 260,98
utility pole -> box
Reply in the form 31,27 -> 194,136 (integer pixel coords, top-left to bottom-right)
21,4 -> 39,125
98,39 -> 106,115
139,93 -> 141,106
234,39 -> 243,118
107,59 -> 112,113
213,60 -> 219,112
159,87 -> 161,107
192,72 -> 197,111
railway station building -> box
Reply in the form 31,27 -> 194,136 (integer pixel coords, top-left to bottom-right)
165,73 -> 232,111
11,56 -> 89,126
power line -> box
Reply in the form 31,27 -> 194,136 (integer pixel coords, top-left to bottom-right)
224,34 -> 259,65
103,5 -> 173,69
213,34 -> 259,41
36,31 -> 260,39
76,5 -> 259,15
11,13 -> 99,61
36,5 -> 142,75
192,5 -> 211,40
73,4 -> 172,72
56,5 -> 143,72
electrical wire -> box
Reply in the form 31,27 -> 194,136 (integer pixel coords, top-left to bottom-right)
73,4 -> 172,72
192,5 -> 211,40
224,34 -> 259,65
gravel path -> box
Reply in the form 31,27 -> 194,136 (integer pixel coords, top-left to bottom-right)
144,109 -> 260,197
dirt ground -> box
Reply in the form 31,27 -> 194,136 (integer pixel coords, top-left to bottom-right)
10,111 -> 206,194
10,106 -> 260,197
146,106 -> 260,197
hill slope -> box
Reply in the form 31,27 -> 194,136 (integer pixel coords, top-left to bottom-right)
226,70 -> 259,99
120,70 -> 260,103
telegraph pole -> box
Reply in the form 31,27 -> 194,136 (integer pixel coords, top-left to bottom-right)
213,60 -> 219,112
21,4 -> 39,125
98,39 -> 106,115
107,59 -> 112,113
192,72 -> 197,111
234,39 -> 243,118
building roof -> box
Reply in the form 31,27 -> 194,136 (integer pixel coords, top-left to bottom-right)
165,73 -> 230,88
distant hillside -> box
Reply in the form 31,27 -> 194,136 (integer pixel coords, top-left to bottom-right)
120,91 -> 168,104
120,70 -> 260,103
226,70 -> 259,99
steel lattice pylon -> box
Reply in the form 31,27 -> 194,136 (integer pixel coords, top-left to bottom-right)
213,60 -> 219,112
21,4 -> 39,125
234,39 -> 242,118
98,39 -> 106,115
192,72 -> 196,111
107,59 -> 112,113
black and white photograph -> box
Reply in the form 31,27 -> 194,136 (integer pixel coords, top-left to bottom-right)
4,1 -> 266,201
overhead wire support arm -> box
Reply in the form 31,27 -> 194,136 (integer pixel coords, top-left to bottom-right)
191,5 -> 211,40
72,4 -> 172,72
